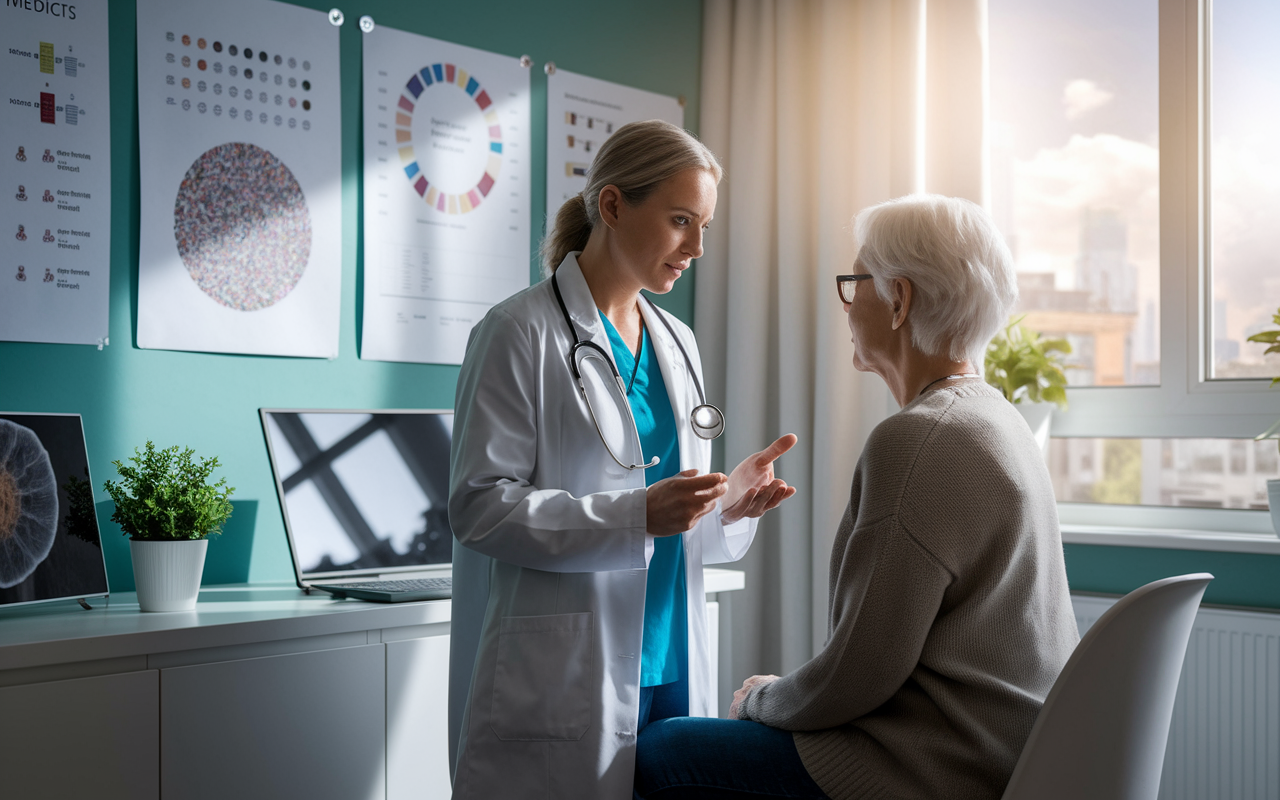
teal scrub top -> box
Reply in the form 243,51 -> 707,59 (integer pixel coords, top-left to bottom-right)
599,312 -> 687,687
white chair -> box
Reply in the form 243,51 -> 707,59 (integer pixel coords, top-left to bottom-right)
1001,573 -> 1213,800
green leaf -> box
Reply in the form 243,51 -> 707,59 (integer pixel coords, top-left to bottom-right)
101,442 -> 235,541
984,316 -> 1073,410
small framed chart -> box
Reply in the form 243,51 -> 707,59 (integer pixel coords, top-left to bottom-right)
135,0 -> 341,358
545,69 -> 683,217
361,25 -> 532,366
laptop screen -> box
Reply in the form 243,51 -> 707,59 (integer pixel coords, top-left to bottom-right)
260,409 -> 454,582
0,413 -> 110,609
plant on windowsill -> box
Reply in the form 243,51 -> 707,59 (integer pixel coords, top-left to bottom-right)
103,442 -> 234,612
985,315 -> 1072,455
1246,306 -> 1280,534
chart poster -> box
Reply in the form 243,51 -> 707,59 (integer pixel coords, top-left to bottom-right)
135,0 -> 341,358
361,25 -> 531,365
545,69 -> 682,218
1,0 -> 111,347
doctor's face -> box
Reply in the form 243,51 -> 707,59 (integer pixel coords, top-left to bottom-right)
610,167 -> 718,295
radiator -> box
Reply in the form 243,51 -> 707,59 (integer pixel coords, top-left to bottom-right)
1072,595 -> 1280,800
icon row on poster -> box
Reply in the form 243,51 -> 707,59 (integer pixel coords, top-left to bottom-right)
166,30 -> 312,74
14,187 -> 56,203
165,79 -> 311,111
162,101 -> 312,129
14,147 -> 58,163
13,266 -> 57,283
15,226 -> 58,243
167,71 -> 311,93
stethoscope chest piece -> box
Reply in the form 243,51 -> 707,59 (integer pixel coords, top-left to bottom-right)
552,271 -> 727,467
691,403 -> 725,440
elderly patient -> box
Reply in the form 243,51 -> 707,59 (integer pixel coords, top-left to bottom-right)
634,194 -> 1079,800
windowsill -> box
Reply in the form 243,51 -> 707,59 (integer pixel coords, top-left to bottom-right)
1061,523 -> 1280,555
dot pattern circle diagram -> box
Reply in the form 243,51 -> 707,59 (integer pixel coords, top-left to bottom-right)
174,142 -> 312,311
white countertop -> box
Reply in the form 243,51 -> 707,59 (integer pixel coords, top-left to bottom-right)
0,569 -> 745,672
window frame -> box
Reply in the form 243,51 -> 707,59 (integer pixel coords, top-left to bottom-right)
1031,0 -> 1280,537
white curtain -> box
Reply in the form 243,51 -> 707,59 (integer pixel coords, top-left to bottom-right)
697,0 -> 988,710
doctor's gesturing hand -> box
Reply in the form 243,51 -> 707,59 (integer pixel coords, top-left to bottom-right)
721,433 -> 798,524
645,434 -> 798,536
646,469 -> 728,537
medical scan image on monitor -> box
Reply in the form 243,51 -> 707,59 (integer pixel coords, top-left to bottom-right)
261,410 -> 454,577
0,413 -> 110,609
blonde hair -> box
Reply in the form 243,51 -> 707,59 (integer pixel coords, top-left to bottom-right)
540,120 -> 723,273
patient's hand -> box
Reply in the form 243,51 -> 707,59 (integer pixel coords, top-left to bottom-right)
728,674 -> 779,719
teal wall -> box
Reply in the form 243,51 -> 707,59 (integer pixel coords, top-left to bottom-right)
1065,543 -> 1280,609
3,0 -> 1275,612
0,0 -> 704,591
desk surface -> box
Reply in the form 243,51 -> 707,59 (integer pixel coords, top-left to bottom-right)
0,569 -> 745,672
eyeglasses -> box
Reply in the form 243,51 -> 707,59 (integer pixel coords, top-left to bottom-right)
836,274 -> 874,304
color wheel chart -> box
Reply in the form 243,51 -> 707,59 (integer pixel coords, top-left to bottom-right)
362,25 -> 531,366
397,63 -> 502,215
135,0 -> 342,359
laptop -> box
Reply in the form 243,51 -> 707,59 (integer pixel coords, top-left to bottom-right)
0,412 -> 110,610
260,409 -> 454,603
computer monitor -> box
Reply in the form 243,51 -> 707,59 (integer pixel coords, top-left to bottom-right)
259,409 -> 453,587
0,413 -> 110,609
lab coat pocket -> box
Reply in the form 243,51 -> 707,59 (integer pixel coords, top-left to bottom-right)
490,611 -> 595,741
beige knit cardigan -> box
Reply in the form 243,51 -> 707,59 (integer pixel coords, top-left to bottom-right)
738,380 -> 1079,800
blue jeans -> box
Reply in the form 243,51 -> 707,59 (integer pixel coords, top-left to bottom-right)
638,677 -> 689,731
634,715 -> 829,799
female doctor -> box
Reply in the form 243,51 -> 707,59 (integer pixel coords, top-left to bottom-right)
448,120 -> 797,799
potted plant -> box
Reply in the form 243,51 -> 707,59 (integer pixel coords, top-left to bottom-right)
985,315 -> 1072,454
102,442 -> 234,611
1246,306 -> 1280,534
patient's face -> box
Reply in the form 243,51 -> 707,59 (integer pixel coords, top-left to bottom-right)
845,265 -> 895,375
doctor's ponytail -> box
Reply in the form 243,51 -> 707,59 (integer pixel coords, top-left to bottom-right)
541,193 -> 592,275
540,119 -> 722,274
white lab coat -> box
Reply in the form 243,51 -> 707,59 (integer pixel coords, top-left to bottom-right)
447,253 -> 757,800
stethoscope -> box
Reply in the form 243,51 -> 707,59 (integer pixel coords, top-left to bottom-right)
551,272 -> 725,471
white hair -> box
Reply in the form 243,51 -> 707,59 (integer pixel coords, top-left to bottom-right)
853,194 -> 1018,367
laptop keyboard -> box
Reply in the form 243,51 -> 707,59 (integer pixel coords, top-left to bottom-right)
323,578 -> 451,592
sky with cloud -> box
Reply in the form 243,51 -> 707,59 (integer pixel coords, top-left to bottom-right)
989,0 -> 1160,380
988,0 -> 1280,378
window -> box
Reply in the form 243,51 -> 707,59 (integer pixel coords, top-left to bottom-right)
1209,0 -> 1280,380
988,0 -> 1280,538
1049,437 -> 1278,509
989,0 -> 1160,387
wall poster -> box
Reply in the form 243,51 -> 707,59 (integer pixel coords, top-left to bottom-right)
361,24 -> 531,365
135,0 -> 342,358
545,68 -> 683,220
1,0 -> 111,347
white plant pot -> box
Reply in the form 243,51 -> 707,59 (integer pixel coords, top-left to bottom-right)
1016,401 -> 1054,459
130,539 -> 208,612
1269,480 -> 1280,537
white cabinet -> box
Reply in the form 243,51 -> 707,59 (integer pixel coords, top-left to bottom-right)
161,644 -> 386,800
0,573 -> 743,799
0,669 -> 160,800
387,634 -> 452,800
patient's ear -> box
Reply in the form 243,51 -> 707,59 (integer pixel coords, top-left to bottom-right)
890,278 -> 913,331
